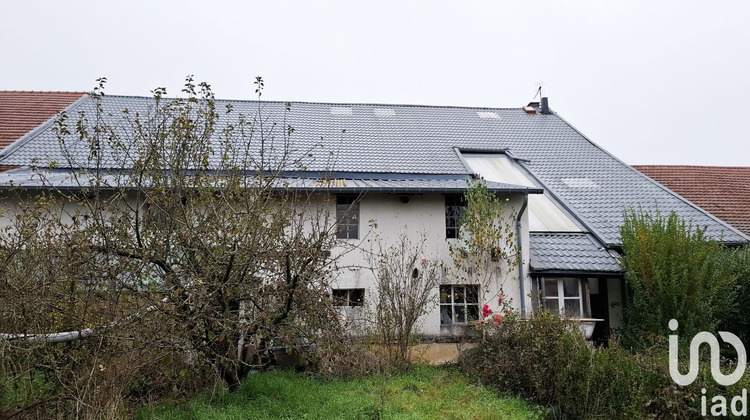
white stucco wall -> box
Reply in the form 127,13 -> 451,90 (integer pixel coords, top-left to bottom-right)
330,192 -> 531,338
0,188 -> 533,340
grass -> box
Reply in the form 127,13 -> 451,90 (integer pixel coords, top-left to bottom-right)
139,365 -> 543,420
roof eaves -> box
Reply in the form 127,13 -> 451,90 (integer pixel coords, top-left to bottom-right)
528,268 -> 623,277
291,186 -> 542,194
278,172 -> 475,181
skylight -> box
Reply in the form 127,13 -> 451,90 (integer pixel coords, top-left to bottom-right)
330,107 -> 352,116
477,111 -> 500,119
461,153 -> 582,232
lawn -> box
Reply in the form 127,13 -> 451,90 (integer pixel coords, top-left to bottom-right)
139,365 -> 543,419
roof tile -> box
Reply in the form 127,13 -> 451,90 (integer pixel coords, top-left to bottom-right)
0,91 -> 85,150
634,165 -> 750,237
530,233 -> 622,273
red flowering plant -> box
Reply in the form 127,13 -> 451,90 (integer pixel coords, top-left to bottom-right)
475,288 -> 518,334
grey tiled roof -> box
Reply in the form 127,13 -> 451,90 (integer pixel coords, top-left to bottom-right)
0,168 -> 541,194
0,95 -> 746,245
530,233 -> 622,274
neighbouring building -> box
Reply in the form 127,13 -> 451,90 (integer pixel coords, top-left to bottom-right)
0,91 -> 86,170
634,165 -> 750,237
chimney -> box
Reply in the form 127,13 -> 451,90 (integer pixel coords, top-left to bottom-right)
541,97 -> 550,114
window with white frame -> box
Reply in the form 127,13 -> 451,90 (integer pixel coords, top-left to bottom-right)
332,288 -> 364,307
440,284 -> 479,324
542,278 -> 583,317
336,195 -> 359,239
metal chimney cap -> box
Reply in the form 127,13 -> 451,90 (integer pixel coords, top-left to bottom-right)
541,97 -> 550,114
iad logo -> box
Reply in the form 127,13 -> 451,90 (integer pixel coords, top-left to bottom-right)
668,319 -> 746,386
668,319 -> 748,416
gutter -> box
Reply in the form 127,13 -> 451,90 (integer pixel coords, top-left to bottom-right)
516,193 -> 529,318
528,269 -> 623,277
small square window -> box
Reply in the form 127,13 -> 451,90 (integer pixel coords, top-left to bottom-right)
332,288 -> 364,307
440,284 -> 479,325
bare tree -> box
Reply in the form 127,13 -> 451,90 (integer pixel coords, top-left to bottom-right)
0,77 -> 349,416
367,233 -> 441,369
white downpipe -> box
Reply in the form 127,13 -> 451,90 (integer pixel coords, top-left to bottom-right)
0,297 -> 168,344
516,193 -> 529,318
0,329 -> 94,344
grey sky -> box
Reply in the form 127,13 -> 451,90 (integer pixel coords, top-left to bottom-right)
1,0 -> 748,166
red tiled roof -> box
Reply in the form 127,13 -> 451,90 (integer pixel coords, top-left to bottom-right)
0,91 -> 86,151
634,165 -> 750,237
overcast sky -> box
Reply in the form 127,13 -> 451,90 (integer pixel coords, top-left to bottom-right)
1,1 -> 748,166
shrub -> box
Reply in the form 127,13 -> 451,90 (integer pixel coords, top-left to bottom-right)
619,209 -> 734,348
460,313 -> 725,418
720,245 -> 750,343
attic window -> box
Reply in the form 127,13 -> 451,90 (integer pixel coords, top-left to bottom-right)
330,107 -> 353,116
561,177 -> 599,189
373,108 -> 395,117
477,111 -> 500,119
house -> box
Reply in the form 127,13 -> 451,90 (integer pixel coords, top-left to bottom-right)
0,94 -> 746,351
0,91 -> 86,170
634,165 -> 750,237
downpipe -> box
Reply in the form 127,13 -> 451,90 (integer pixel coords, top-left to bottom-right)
516,193 -> 529,318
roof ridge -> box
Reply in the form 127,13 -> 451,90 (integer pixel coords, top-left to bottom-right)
94,94 -> 526,110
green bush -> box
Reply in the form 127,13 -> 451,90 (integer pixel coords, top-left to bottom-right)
460,314 -> 724,418
620,209 -> 734,348
721,245 -> 750,343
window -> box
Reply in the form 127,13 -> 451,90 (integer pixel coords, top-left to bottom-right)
336,195 -> 359,239
445,195 -> 465,239
332,288 -> 364,307
440,284 -> 479,324
143,199 -> 170,225
542,278 -> 582,317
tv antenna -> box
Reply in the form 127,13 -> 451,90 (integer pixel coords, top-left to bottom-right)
532,82 -> 545,101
